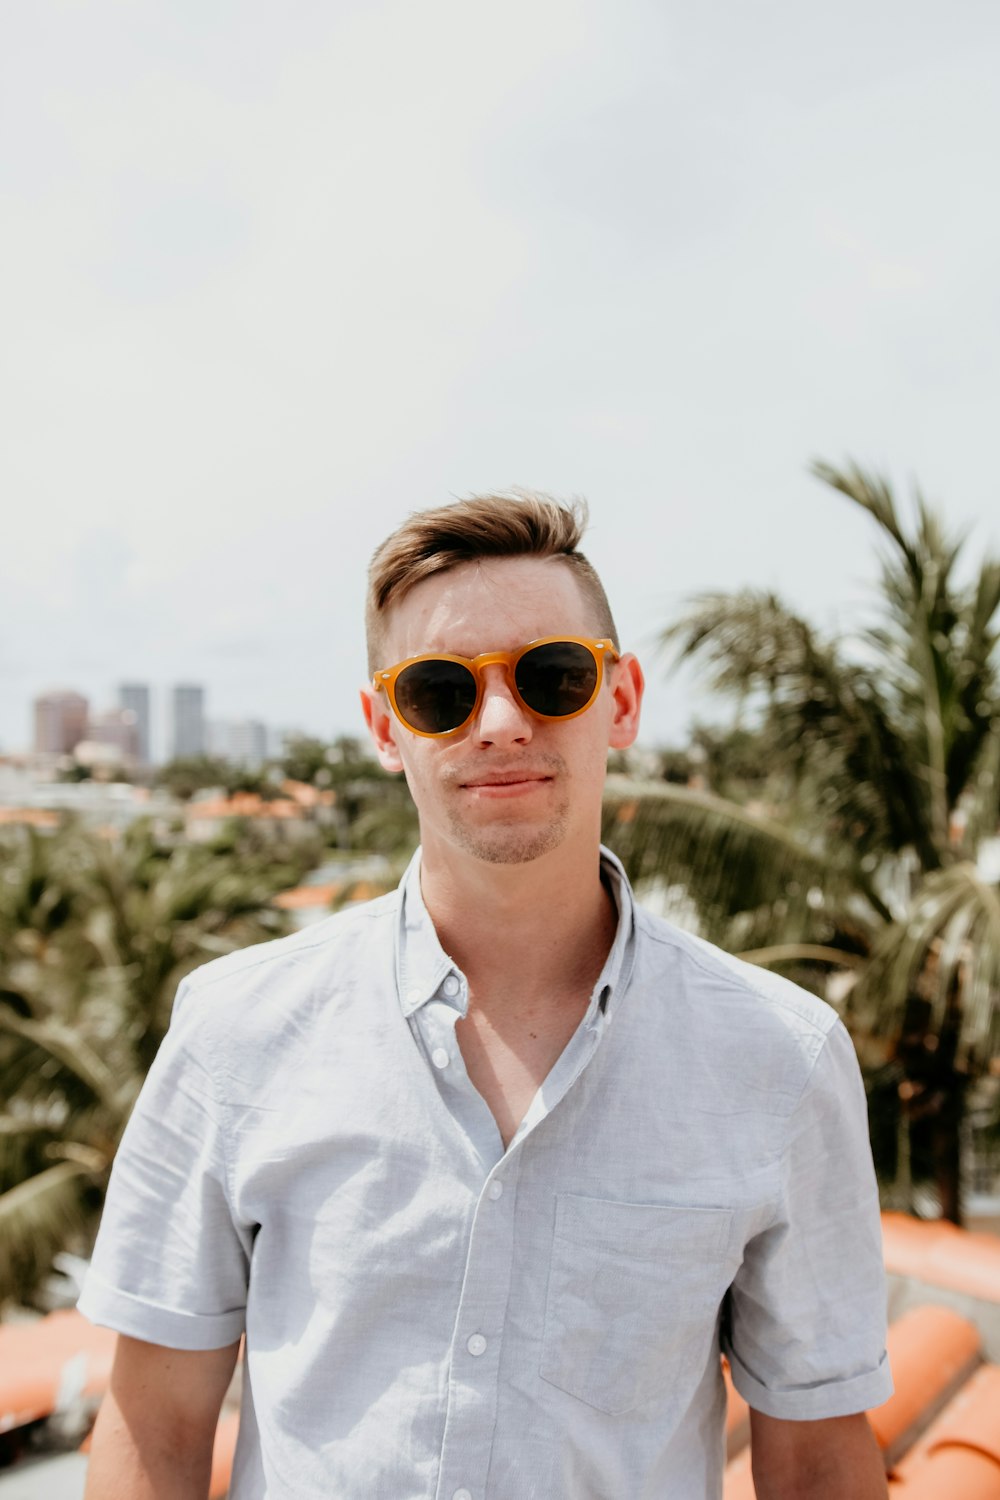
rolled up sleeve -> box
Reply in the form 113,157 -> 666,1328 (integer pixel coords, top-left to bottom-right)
723,1018 -> 894,1419
78,979 -> 250,1350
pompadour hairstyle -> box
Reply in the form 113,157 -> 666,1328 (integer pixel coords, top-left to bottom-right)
365,491 -> 619,673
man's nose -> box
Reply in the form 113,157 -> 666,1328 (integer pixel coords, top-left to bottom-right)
472,664 -> 533,745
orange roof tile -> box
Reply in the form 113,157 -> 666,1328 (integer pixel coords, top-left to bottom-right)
281,779 -> 335,808
914,1363 -> 1000,1465
870,1304 -> 981,1465
272,884 -> 337,911
209,1412 -> 240,1498
882,1212 -> 1000,1304
891,1446 -> 1000,1498
892,1365 -> 1000,1497
346,880 -> 382,903
722,1447 -> 756,1500
0,807 -> 60,827
272,878 -> 385,911
722,1358 -> 750,1458
0,1311 -> 115,1432
186,794 -> 299,821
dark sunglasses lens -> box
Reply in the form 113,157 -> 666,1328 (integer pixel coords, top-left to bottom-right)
394,660 -> 478,734
515,642 -> 598,718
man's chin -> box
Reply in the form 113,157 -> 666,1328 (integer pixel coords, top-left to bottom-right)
448,818 -> 567,866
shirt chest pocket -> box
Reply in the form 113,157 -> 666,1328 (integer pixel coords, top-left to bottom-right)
539,1194 -> 734,1416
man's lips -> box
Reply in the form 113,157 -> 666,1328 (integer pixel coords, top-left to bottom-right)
446,754 -> 565,793
459,772 -> 553,788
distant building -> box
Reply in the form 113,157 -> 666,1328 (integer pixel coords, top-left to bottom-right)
184,781 -> 336,842
85,707 -> 140,763
208,718 -> 268,768
119,683 -> 151,763
231,719 -> 268,767
171,684 -> 205,760
269,726 -> 298,760
34,690 -> 89,755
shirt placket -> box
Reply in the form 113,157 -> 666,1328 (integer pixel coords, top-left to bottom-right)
412,991 -> 504,1169
431,1012 -> 609,1500
397,850 -> 633,1500
432,1153 -> 521,1500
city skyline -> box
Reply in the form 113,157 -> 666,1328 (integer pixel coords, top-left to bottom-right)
21,681 -> 296,768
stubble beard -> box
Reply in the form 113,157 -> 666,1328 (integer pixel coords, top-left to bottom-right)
443,754 -> 571,866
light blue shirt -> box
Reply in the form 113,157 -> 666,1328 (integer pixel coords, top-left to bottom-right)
80,847 -> 891,1499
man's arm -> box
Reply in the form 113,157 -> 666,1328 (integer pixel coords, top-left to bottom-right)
84,1335 -> 241,1500
749,1409 -> 888,1500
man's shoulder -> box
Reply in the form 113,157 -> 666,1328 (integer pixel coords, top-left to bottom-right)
148,889 -> 402,1103
175,887 -> 401,1016
630,904 -> 841,1093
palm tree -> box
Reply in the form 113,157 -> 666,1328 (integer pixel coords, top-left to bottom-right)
604,461 -> 1000,1222
0,820 -> 303,1306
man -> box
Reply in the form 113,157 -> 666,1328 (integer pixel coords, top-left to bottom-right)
81,494 -> 892,1498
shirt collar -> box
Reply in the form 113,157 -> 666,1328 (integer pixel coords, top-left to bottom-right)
395,844 -> 636,1023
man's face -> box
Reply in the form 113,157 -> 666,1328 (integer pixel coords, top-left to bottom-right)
361,555 -> 643,868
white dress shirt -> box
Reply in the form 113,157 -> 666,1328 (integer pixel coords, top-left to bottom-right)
79,847 -> 892,1499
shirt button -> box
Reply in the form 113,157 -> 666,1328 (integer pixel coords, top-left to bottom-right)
487,1180 -> 504,1200
431,1047 -> 450,1069
442,974 -> 460,997
453,1490 -> 472,1500
407,986 -> 422,1005
466,1333 -> 487,1357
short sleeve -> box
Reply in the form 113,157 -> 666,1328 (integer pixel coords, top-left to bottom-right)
723,1018 -> 894,1419
78,978 -> 250,1350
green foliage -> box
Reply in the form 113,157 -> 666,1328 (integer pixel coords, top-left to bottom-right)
151,736 -> 421,854
0,737 -> 423,1305
0,1162 -> 97,1306
0,820 -> 301,1306
611,460 -> 1000,1218
153,755 -> 239,800
688,722 -> 775,801
314,737 -> 419,854
614,459 -> 995,1218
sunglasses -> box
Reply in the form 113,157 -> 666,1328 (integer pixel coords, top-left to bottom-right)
373,636 -> 620,739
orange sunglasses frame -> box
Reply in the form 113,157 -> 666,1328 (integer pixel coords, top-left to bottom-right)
373,635 -> 620,739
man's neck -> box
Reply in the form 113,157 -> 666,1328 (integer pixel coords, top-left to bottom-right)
417,833 -> 619,1149
418,835 -> 617,1015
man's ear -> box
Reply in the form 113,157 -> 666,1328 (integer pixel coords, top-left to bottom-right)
607,654 -> 644,751
360,687 -> 405,774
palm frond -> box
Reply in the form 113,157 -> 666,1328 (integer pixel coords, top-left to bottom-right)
735,943 -> 866,969
849,864 -> 1000,1063
961,729 -> 1000,854
657,587 -> 939,865
0,1004 -> 123,1115
969,559 -> 1000,645
603,776 -> 888,945
0,1160 -> 96,1305
810,460 -> 913,562
658,590 -> 821,699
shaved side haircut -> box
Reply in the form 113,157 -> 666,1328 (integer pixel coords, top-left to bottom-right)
366,491 -> 619,672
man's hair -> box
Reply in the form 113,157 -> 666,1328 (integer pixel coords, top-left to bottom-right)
365,491 -> 619,673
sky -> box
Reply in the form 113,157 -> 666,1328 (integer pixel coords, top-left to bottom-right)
3,0 -> 999,760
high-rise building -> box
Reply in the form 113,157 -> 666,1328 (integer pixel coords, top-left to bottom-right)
119,683 -> 151,764
208,718 -> 269,767
86,707 -> 140,762
34,690 -> 89,755
171,684 -> 205,760
228,719 -> 269,768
